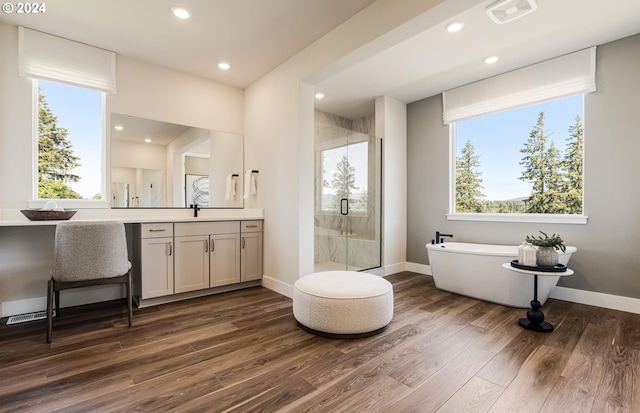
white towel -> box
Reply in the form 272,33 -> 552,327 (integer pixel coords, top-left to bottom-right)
225,174 -> 235,200
250,172 -> 257,195
243,170 -> 252,199
41,201 -> 58,211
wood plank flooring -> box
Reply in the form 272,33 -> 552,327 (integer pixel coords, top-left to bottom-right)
0,271 -> 638,412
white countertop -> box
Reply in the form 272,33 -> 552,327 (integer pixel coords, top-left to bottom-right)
0,208 -> 264,227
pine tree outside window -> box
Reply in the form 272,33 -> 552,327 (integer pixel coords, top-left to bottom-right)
320,142 -> 368,213
451,94 -> 585,221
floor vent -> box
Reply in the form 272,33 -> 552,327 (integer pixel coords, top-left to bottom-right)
6,310 -> 55,325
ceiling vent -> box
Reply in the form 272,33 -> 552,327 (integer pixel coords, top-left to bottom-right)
486,0 -> 537,24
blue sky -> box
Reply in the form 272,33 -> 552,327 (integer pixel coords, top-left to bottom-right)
456,95 -> 583,201
39,80 -> 102,199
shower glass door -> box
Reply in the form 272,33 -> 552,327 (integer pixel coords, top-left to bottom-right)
314,119 -> 381,272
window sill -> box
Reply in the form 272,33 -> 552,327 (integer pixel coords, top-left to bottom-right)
447,213 -> 588,225
28,199 -> 110,209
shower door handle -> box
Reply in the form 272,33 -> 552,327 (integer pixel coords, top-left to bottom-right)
340,198 -> 349,215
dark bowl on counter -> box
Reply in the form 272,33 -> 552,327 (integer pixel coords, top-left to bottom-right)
20,209 -> 78,221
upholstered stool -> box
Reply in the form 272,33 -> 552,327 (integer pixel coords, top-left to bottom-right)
293,271 -> 393,338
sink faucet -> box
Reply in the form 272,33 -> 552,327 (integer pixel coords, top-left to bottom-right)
435,231 -> 453,244
190,204 -> 200,218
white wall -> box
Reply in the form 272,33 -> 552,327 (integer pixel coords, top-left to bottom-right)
406,34 -> 640,301
0,21 -> 244,213
245,0 -> 464,295
0,21 -> 246,315
376,96 -> 408,274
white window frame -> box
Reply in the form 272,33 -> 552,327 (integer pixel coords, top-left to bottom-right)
447,112 -> 587,225
28,79 -> 109,209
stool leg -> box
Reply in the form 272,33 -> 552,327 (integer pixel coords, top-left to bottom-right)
126,272 -> 133,327
46,278 -> 54,343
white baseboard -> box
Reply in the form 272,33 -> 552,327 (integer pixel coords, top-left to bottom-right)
382,262 -> 408,276
404,262 -> 431,275
261,264 -> 410,299
1,285 -> 123,318
261,275 -> 295,299
550,286 -> 640,315
404,261 -> 639,315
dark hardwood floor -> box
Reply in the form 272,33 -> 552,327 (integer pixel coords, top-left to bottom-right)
0,272 -> 638,412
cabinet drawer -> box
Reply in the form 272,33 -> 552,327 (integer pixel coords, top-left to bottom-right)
241,220 -> 262,233
175,221 -> 240,237
141,223 -> 174,238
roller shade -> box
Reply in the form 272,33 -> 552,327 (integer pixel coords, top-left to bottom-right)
18,26 -> 116,94
442,47 -> 596,124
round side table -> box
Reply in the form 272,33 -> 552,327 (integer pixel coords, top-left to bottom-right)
502,263 -> 573,333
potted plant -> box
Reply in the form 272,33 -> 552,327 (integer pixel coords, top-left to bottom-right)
525,231 -> 566,267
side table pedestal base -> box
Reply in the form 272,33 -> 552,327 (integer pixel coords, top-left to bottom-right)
518,318 -> 553,333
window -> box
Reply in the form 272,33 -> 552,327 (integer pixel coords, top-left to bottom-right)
320,141 -> 369,213
453,95 -> 584,217
36,79 -> 104,201
18,26 -> 115,207
443,47 -> 594,223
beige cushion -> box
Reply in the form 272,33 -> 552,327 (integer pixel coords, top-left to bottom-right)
52,221 -> 130,282
293,271 -> 393,335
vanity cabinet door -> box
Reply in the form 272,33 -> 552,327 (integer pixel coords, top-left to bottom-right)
240,221 -> 263,282
140,237 -> 174,299
210,233 -> 241,287
174,235 -> 210,293
241,232 -> 263,282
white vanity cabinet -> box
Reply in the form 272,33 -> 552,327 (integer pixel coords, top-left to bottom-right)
174,221 -> 241,292
241,220 -> 263,282
132,219 -> 262,307
133,223 -> 174,299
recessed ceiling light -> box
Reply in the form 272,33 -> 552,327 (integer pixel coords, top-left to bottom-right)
446,22 -> 464,33
485,56 -> 499,64
171,7 -> 191,19
315,92 -> 325,99
218,62 -> 230,70
144,138 -> 152,143
114,125 -> 123,131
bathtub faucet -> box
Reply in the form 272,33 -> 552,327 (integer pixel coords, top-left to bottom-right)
435,231 -> 453,244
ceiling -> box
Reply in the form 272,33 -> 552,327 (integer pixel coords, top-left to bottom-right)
110,113 -> 192,146
1,0 -> 639,120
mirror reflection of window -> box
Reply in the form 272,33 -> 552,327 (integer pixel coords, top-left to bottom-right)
110,114 -> 243,208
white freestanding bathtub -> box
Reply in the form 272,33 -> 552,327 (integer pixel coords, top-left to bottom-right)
426,242 -> 577,308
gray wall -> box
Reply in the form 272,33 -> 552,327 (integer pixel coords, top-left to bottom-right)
407,34 -> 640,299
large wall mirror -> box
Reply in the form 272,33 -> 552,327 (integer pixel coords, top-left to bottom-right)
110,114 -> 244,208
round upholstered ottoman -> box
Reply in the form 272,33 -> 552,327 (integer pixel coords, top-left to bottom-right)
293,271 -> 393,338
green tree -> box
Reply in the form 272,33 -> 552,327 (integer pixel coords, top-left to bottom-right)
542,142 -> 566,213
329,155 -> 358,210
456,139 -> 485,212
562,115 -> 583,214
519,111 -> 565,213
38,90 -> 82,199
519,112 -> 547,212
